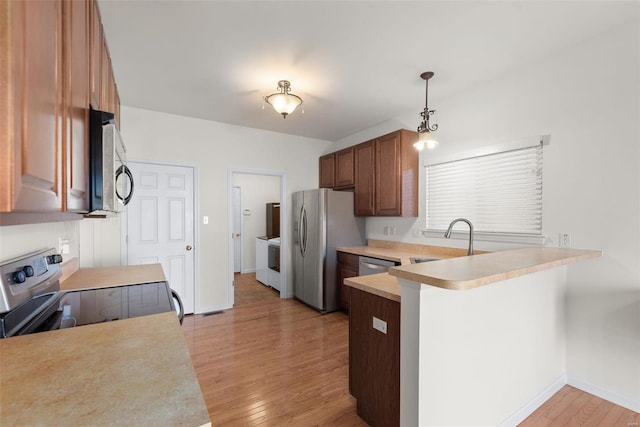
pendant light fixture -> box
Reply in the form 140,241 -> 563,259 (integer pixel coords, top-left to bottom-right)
264,80 -> 303,119
414,71 -> 439,150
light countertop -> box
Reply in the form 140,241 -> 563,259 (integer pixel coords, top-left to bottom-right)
337,239 -> 471,265
344,273 -> 400,302
61,263 -> 167,291
339,242 -> 601,299
389,247 -> 602,291
0,312 -> 211,426
2,264 -> 211,426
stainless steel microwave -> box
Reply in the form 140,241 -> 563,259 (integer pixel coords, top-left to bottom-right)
89,108 -> 134,213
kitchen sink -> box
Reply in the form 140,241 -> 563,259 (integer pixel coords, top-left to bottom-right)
409,257 -> 440,264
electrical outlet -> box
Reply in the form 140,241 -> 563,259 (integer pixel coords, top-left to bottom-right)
384,226 -> 390,236
58,237 -> 70,255
390,227 -> 396,236
559,232 -> 571,248
373,316 -> 387,334
203,216 -> 209,225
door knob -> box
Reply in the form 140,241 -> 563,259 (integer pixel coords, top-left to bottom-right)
186,245 -> 192,251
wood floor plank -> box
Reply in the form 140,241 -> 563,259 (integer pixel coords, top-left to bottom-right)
581,399 -> 615,427
188,274 -> 638,426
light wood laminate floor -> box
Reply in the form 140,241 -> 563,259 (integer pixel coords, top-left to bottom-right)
183,287 -> 638,426
234,272 -> 280,307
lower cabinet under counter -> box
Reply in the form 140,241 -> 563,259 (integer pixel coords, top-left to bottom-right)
349,287 -> 400,427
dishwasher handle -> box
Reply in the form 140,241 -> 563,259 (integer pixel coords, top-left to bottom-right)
359,261 -> 390,272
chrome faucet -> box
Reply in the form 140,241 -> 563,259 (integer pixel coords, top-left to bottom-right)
444,218 -> 474,256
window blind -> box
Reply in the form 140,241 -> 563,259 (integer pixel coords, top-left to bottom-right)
426,144 -> 543,236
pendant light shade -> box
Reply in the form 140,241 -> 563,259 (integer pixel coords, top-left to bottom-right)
264,80 -> 303,119
414,71 -> 439,150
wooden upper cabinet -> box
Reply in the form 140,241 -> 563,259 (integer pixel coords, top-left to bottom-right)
0,0 -> 64,212
63,0 -> 90,212
375,132 -> 403,216
89,0 -> 102,110
0,0 -> 119,220
90,0 -> 119,125
354,140 -> 376,216
375,130 -> 419,217
319,153 -> 335,189
352,130 -> 418,217
334,147 -> 355,189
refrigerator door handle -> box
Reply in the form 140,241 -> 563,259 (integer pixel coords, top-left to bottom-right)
302,207 -> 308,256
298,205 -> 305,257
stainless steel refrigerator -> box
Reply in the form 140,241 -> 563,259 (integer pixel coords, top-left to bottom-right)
292,189 -> 366,313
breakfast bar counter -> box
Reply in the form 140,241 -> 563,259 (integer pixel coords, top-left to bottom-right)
388,247 -> 602,290
341,244 -> 603,426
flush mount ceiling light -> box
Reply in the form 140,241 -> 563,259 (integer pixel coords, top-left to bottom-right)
264,80 -> 303,119
414,71 -> 439,150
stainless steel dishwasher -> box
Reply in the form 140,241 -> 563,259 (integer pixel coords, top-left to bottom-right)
358,256 -> 397,276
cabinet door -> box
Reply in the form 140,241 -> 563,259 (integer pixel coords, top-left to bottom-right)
354,141 -> 375,216
375,132 -> 402,216
0,0 -> 63,212
349,288 -> 400,426
101,41 -> 112,113
334,147 -> 355,189
319,153 -> 335,188
63,0 -> 90,212
337,251 -> 359,311
89,0 -> 102,109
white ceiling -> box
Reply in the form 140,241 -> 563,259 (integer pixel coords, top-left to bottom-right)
98,0 -> 636,142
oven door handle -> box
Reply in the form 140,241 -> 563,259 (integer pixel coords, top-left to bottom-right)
115,165 -> 135,206
171,289 -> 184,325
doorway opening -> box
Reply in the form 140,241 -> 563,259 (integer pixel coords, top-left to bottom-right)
228,168 -> 287,308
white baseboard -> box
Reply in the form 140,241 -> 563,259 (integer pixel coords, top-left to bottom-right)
195,303 -> 232,315
568,376 -> 640,413
241,268 -> 256,274
498,374 -> 567,427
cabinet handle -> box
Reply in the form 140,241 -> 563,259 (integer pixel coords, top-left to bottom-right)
359,261 -> 389,271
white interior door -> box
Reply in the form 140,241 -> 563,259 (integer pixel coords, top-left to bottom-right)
125,162 -> 195,314
232,186 -> 242,273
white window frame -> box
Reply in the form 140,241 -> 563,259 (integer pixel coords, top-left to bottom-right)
422,135 -> 549,245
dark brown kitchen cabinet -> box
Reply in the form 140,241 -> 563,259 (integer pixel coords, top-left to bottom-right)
337,251 -> 359,311
0,0 -> 120,223
334,147 -> 355,189
349,287 -> 400,427
354,140 -> 376,216
319,153 -> 335,188
355,130 -> 418,217
0,0 -> 65,213
375,130 -> 418,216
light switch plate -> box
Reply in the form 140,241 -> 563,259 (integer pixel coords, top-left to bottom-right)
373,316 -> 387,334
203,216 -> 209,225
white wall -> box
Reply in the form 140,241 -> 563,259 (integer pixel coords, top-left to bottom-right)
232,173 -> 280,272
0,221 -> 80,262
119,106 -> 332,312
78,216 -> 122,268
333,20 -> 640,408
400,268 -> 567,425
